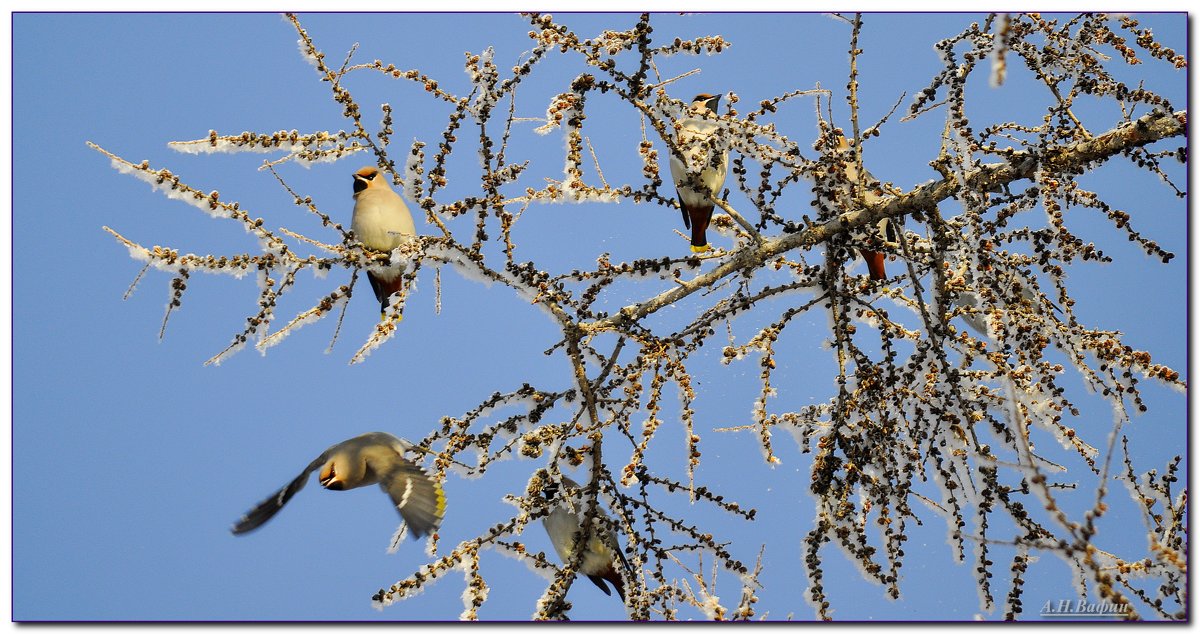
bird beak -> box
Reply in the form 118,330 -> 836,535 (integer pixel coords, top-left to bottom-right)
353,176 -> 368,194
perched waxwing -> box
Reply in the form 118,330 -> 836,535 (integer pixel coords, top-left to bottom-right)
669,93 -> 729,253
951,285 -> 991,337
351,166 -> 417,319
951,262 -> 1060,337
231,432 -> 445,539
541,475 -> 630,601
861,217 -> 899,281
831,131 -> 899,280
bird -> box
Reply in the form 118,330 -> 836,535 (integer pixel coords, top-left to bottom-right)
540,475 -> 630,601
830,131 -> 898,280
951,284 -> 991,337
669,93 -> 729,253
351,166 -> 417,319
231,431 -> 445,539
950,261 -> 1061,337
859,217 -> 899,281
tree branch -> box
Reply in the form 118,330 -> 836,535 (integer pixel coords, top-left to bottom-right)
586,108 -> 1185,334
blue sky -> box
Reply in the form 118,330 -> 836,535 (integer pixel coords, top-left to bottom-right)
11,12 -> 1187,621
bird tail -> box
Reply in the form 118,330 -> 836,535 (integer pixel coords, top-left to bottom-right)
591,567 -> 626,602
684,203 -> 714,253
861,249 -> 887,281
368,272 -> 406,320
607,570 -> 626,602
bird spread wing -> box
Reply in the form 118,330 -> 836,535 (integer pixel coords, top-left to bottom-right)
381,461 -> 446,539
231,454 -> 327,535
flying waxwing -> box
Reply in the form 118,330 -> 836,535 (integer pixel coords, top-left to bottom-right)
541,475 -> 630,601
231,432 -> 445,539
831,131 -> 899,280
351,166 -> 417,319
669,93 -> 729,253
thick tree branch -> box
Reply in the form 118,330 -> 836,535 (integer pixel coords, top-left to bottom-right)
586,109 -> 1185,334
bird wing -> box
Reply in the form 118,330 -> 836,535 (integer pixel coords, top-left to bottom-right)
881,216 -> 899,244
586,575 -> 614,597
609,529 -> 631,573
380,460 -> 446,539
366,272 -> 387,306
231,453 -> 327,535
678,196 -> 691,229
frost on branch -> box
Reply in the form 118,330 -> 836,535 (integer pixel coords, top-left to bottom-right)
95,12 -> 1185,621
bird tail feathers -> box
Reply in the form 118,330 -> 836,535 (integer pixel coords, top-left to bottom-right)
861,249 -> 887,281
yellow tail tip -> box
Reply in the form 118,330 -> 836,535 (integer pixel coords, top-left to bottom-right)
690,244 -> 711,254
435,484 -> 447,518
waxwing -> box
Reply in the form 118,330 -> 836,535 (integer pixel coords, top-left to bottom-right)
669,93 -> 729,253
232,431 -> 445,539
541,474 -> 629,601
351,167 -> 417,319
